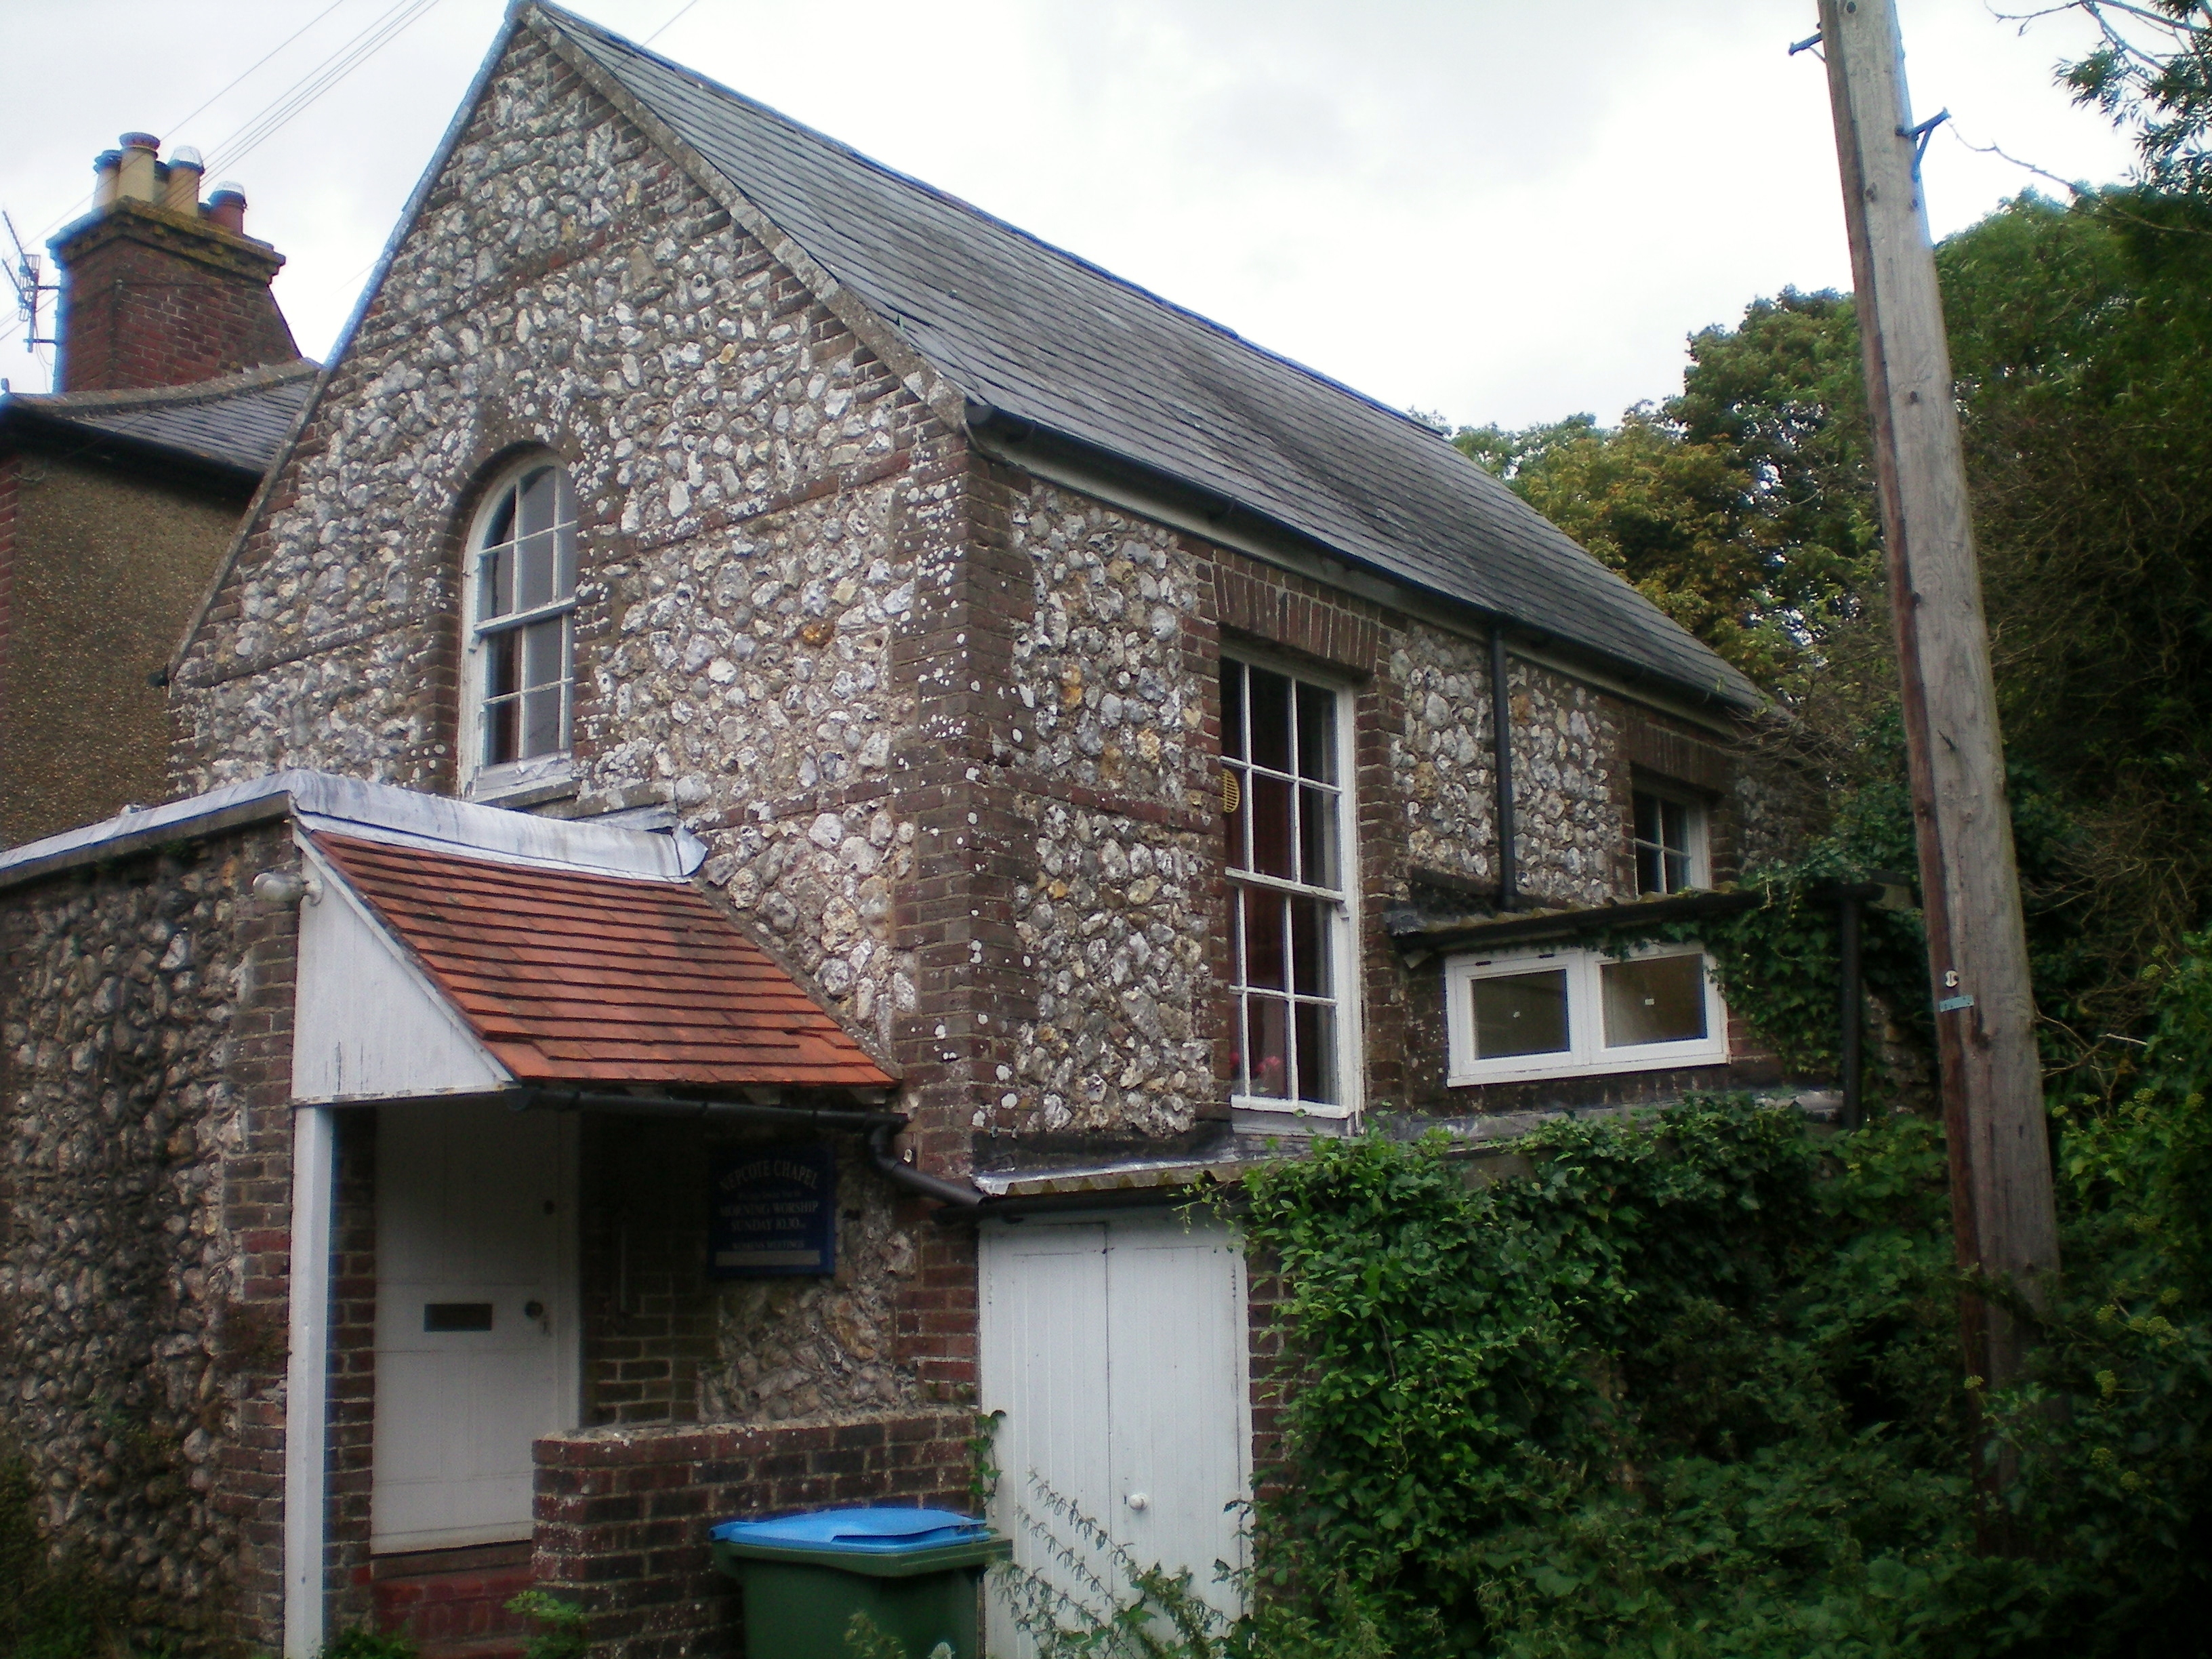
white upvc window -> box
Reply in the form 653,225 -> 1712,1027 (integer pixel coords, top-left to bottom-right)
462,460 -> 578,797
1631,783 -> 1709,895
1222,656 -> 1359,1118
1444,941 -> 1729,1086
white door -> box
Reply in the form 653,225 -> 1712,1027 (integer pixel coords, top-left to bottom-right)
981,1212 -> 1251,1653
371,1101 -> 577,1553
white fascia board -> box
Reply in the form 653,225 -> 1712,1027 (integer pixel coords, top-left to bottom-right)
290,836 -> 514,1105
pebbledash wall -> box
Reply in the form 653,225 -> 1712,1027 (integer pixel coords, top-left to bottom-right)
130,13 -> 1796,1653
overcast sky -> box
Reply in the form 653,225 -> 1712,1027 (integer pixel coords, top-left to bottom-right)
0,0 -> 2140,425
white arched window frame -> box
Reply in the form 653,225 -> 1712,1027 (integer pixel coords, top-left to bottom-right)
461,459 -> 579,798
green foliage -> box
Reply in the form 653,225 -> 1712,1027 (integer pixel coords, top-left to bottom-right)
998,1476 -> 1239,1658
1231,941 -> 2212,1655
1239,1098 -> 2004,1656
0,1454 -> 122,1659
842,1609 -> 954,1659
505,1591 -> 590,1659
2051,0 -> 2212,199
316,1631 -> 419,1659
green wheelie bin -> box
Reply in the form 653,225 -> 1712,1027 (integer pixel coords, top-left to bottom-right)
709,1506 -> 1010,1659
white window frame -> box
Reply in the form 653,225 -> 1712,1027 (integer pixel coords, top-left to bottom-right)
1444,941 -> 1729,1086
1222,652 -> 1362,1123
1630,780 -> 1710,896
460,457 -> 579,801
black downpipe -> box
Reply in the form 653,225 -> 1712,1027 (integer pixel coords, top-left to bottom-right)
1491,627 -> 1518,911
867,1121 -> 984,1208
1839,895 -> 1865,1130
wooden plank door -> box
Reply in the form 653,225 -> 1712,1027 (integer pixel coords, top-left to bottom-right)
981,1212 -> 1250,1653
371,1101 -> 577,1553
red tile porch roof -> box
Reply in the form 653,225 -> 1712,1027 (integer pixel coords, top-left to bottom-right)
311,832 -> 893,1090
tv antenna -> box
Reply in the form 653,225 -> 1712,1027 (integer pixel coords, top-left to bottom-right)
4,211 -> 59,354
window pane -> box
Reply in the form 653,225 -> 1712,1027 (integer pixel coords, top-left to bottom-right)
486,628 -> 521,699
1222,662 -> 1246,762
484,693 -> 520,767
1249,773 -> 1293,878
518,466 -> 557,537
1636,842 -> 1666,897
1601,955 -> 1708,1048
522,617 -> 567,691
1634,790 -> 1662,847
1298,785 -> 1339,888
1228,887 -> 1246,986
1244,892 -> 1286,991
516,529 -> 558,612
1224,762 -> 1250,870
480,544 -> 514,621
1473,968 -> 1571,1059
485,488 -> 517,549
1290,895 -> 1331,997
1296,683 -> 1335,782
1294,1002 -> 1336,1105
1665,850 -> 1692,892
522,684 -> 565,759
1662,798 -> 1689,857
1246,998 -> 1289,1098
1248,668 -> 1290,773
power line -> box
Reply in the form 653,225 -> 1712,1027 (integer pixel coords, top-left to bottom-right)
644,0 -> 703,47
201,0 -> 445,180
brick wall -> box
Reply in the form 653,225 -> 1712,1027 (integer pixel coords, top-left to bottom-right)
532,1410 -> 975,1658
52,201 -> 299,393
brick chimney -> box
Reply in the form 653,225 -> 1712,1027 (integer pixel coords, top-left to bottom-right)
50,133 -> 302,393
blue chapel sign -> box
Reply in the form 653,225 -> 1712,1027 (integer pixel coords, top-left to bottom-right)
708,1142 -> 838,1278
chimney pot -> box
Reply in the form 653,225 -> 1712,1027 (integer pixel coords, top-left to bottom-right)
94,150 -> 123,210
162,148 -> 204,216
115,134 -> 161,204
206,182 -> 247,236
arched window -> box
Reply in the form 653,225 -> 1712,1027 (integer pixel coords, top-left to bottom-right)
463,459 -> 578,791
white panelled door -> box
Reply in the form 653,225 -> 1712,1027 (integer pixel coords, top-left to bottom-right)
981,1212 -> 1252,1653
371,1101 -> 577,1553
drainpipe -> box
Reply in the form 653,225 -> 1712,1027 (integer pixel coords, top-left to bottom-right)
867,1120 -> 984,1209
1491,626 -> 1518,911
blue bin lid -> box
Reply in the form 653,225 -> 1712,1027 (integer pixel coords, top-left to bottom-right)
710,1506 -> 991,1554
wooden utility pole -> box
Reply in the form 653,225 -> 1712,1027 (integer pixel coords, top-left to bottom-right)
1816,0 -> 2061,1406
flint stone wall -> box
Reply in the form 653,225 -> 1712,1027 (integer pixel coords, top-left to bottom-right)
0,825 -> 298,1647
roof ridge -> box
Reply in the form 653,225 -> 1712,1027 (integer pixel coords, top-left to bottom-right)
19,359 -> 320,414
531,3 -> 1449,443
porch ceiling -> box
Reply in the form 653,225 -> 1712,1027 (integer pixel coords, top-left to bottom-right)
310,831 -> 893,1091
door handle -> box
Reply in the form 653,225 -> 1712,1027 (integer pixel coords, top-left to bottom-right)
1125,1492 -> 1149,1512
525,1299 -> 546,1324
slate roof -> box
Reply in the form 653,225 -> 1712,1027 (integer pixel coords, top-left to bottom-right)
539,4 -> 1758,711
312,831 -> 895,1091
3,361 -> 315,477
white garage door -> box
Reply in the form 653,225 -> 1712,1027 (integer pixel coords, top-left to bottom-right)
980,1210 -> 1252,1653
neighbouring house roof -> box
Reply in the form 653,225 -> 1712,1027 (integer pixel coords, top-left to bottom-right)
535,4 -> 1759,712
0,360 -> 316,480
312,831 -> 895,1090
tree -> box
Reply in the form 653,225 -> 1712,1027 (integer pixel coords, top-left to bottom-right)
2032,0 -> 2212,199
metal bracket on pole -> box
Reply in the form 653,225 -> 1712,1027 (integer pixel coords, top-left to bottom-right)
1900,109 -> 1950,178
1789,30 -> 1824,57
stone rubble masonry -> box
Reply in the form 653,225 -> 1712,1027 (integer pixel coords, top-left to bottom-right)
52,199 -> 300,394
0,821 -> 301,1652
531,1409 -> 973,1659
